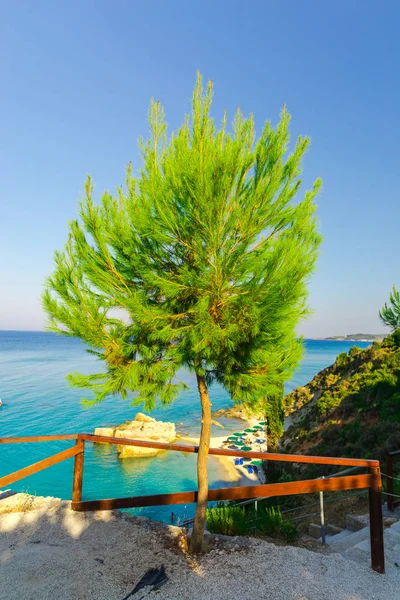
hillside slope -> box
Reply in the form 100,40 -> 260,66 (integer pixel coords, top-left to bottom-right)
280,331 -> 400,463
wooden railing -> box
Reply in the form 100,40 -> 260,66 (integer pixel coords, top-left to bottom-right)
386,449 -> 400,512
0,433 -> 385,573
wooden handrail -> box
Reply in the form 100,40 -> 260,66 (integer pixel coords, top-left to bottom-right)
0,431 -> 385,573
80,434 -> 380,468
0,445 -> 79,488
71,474 -> 373,512
0,432 -> 380,468
0,434 -> 78,444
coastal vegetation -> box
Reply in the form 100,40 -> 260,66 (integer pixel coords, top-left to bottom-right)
42,73 -> 321,553
206,502 -> 299,541
281,330 -> 400,465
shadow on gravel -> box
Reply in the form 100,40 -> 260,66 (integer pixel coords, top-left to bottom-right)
0,499 -> 189,600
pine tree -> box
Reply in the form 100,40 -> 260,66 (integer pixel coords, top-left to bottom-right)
43,73 -> 322,553
380,286 -> 400,331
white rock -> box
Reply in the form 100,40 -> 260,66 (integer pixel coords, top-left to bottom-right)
94,414 -> 176,458
134,412 -> 156,423
93,427 -> 115,441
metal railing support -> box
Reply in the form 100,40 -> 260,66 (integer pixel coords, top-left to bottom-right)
319,476 -> 326,545
386,454 -> 394,512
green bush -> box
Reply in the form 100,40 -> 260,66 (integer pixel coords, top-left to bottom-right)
393,329 -> 400,348
280,518 -> 300,542
258,506 -> 283,536
335,352 -> 348,368
206,503 -> 249,536
206,502 -> 299,542
348,346 -> 360,358
258,506 -> 299,541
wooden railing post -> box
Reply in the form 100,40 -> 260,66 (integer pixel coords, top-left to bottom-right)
72,437 -> 85,507
386,454 -> 394,512
368,466 -> 385,574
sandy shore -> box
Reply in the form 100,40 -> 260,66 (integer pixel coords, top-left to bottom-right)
178,435 -> 261,485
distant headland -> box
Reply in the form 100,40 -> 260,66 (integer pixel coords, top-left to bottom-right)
322,333 -> 386,342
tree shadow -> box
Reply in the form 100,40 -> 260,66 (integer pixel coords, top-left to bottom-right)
0,498 -> 190,600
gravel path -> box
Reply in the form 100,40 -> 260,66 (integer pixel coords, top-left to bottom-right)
0,496 -> 399,600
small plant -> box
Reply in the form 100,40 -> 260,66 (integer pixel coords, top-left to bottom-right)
206,502 -> 299,543
335,352 -> 348,368
280,518 -> 299,542
349,346 -> 361,358
206,502 -> 249,536
258,506 -> 283,536
257,506 -> 299,541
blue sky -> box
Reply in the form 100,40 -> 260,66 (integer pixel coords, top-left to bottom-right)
1,1 -> 399,337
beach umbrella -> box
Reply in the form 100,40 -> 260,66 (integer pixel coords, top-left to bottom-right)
241,446 -> 252,451
228,445 -> 238,450
253,426 -> 263,430
250,460 -> 263,466
259,421 -> 267,425
244,428 -> 254,433
227,436 -> 238,441
232,432 -> 243,436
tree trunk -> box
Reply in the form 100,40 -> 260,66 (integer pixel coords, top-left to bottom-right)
189,373 -> 212,554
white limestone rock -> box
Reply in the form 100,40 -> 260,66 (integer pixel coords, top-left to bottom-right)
93,427 -> 115,442
94,414 -> 176,458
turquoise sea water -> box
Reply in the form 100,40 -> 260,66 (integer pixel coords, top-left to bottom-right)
0,331 -> 371,522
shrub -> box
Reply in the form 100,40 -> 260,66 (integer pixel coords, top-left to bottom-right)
258,506 -> 299,541
335,351 -> 348,366
393,329 -> 400,348
325,373 -> 340,387
258,506 -> 283,536
280,518 -> 300,542
349,346 -> 361,358
206,503 -> 249,536
206,502 -> 299,543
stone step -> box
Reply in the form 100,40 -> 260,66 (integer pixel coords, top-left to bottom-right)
327,526 -> 370,552
340,545 -> 399,567
383,503 -> 400,519
385,527 -> 400,549
308,522 -> 342,539
332,524 -> 400,565
325,528 -> 354,544
391,520 -> 400,533
346,514 -> 368,532
393,543 -> 400,555
350,530 -> 400,554
354,538 -> 370,552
